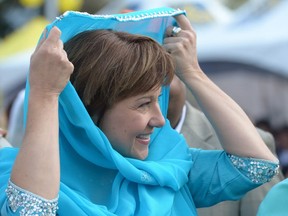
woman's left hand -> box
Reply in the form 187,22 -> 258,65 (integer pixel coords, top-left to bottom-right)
163,14 -> 202,83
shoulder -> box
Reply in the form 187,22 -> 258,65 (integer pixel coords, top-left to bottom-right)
257,178 -> 288,215
184,102 -> 206,123
265,178 -> 288,195
256,128 -> 275,152
181,102 -> 220,149
183,102 -> 215,138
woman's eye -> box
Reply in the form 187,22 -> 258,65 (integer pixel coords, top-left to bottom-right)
139,101 -> 151,108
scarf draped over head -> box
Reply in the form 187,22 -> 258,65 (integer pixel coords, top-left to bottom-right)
23,7 -> 194,215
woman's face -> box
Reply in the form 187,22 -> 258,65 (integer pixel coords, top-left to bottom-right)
99,87 -> 165,160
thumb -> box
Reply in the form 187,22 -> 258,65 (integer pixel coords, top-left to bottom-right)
35,28 -> 47,52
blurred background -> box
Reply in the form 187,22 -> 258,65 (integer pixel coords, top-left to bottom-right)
0,0 -> 287,176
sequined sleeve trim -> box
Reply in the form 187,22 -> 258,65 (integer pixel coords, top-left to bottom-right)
228,154 -> 279,184
5,179 -> 58,216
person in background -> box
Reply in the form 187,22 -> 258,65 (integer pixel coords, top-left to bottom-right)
167,75 -> 284,216
257,177 -> 288,215
274,125 -> 288,177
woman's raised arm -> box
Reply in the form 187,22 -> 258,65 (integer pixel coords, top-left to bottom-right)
163,15 -> 278,162
10,26 -> 74,199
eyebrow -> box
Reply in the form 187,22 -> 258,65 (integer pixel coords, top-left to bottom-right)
135,96 -> 154,101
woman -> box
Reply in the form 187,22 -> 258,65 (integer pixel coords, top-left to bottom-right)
0,8 -> 279,215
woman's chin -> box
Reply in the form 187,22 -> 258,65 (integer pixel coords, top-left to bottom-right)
131,149 -> 149,160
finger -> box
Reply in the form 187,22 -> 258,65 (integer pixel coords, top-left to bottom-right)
165,26 -> 191,38
45,26 -> 62,47
174,14 -> 193,31
163,43 -> 177,54
61,49 -> 68,58
58,39 -> 64,50
35,28 -> 47,52
68,62 -> 74,74
165,26 -> 177,37
163,36 -> 182,44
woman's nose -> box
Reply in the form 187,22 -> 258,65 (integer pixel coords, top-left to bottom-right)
150,104 -> 165,128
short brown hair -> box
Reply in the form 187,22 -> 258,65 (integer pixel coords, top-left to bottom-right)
64,30 -> 174,118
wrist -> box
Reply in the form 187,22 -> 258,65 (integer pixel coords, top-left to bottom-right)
180,68 -> 206,86
29,89 -> 60,103
29,89 -> 59,107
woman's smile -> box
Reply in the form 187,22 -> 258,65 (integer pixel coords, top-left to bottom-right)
135,133 -> 152,145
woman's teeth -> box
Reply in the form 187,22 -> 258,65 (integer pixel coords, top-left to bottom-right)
136,134 -> 150,139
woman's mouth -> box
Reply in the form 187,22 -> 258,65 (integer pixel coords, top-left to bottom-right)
136,134 -> 151,145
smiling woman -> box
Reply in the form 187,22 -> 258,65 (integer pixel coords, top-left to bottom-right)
0,7 -> 280,216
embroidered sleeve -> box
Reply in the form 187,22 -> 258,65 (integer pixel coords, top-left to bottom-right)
227,154 -> 279,184
5,179 -> 58,216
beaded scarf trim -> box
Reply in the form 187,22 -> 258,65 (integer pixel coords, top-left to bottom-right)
56,8 -> 185,22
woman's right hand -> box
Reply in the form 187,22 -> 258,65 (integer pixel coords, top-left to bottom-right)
10,28 -> 71,200
29,26 -> 74,96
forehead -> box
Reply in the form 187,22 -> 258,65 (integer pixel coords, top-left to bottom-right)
134,87 -> 162,99
117,87 -> 162,104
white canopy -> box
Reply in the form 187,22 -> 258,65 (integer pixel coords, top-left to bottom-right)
197,0 -> 288,77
